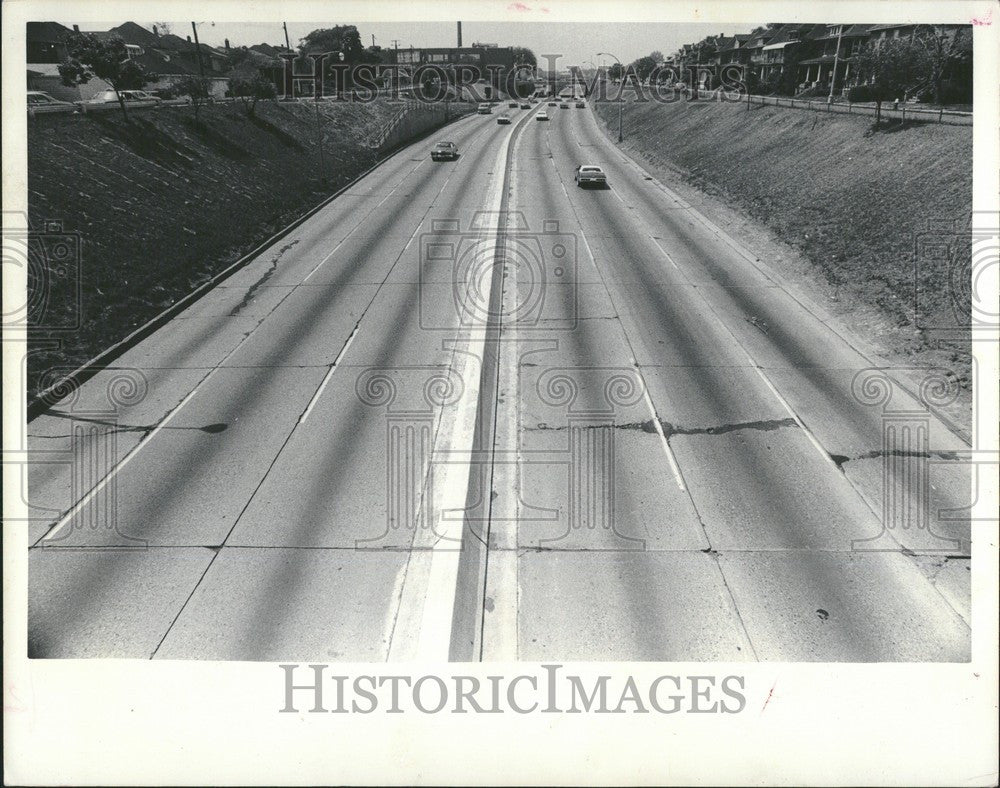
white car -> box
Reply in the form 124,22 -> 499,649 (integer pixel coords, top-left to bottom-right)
536,111 -> 549,121
574,164 -> 608,188
27,91 -> 77,115
77,89 -> 162,110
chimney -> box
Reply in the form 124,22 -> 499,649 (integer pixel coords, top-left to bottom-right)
457,21 -> 462,47
73,24 -> 79,32
187,34 -> 192,42
153,24 -> 158,38
224,38 -> 230,50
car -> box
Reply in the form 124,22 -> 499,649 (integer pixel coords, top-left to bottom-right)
508,101 -> 518,108
519,102 -> 530,109
497,114 -> 511,125
536,111 -> 549,121
431,141 -> 459,161
78,89 -> 162,109
477,102 -> 492,114
575,100 -> 586,108
574,164 -> 608,188
559,102 -> 569,109
26,91 -> 77,115
548,101 -> 557,106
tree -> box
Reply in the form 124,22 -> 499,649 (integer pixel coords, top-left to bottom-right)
151,21 -> 172,35
58,32 -> 148,121
915,25 -> 972,106
230,62 -> 277,116
511,46 -> 537,67
299,26 -> 365,62
174,75 -> 211,122
629,55 -> 658,83
648,50 -> 665,64
853,36 -> 932,122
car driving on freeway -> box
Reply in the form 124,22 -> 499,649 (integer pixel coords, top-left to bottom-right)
575,100 -> 586,108
430,141 -> 459,161
574,164 -> 608,188
536,111 -> 549,121
497,114 -> 511,124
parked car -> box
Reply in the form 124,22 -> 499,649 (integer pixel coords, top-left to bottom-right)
575,100 -> 586,108
497,114 -> 511,125
536,111 -> 549,121
431,141 -> 459,161
477,103 -> 492,114
77,89 -> 162,110
574,164 -> 608,188
27,91 -> 77,115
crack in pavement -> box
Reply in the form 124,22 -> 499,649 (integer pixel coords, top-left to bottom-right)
525,417 -> 799,437
829,448 -> 964,469
228,239 -> 300,316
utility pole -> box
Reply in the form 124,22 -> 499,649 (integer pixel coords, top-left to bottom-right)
372,34 -> 376,48
191,22 -> 206,79
283,22 -> 291,52
828,24 -> 844,104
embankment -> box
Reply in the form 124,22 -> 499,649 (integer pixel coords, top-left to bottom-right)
26,98 -> 465,400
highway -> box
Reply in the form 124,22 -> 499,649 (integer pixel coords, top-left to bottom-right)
26,100 -> 972,662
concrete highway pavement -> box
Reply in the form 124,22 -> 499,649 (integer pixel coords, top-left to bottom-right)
26,100 -> 971,662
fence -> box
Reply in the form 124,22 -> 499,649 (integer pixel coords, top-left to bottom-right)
741,92 -> 972,126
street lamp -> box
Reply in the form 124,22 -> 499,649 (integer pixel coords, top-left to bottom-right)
597,51 -> 623,142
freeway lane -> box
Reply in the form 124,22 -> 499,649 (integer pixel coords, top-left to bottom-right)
26,100 -> 971,661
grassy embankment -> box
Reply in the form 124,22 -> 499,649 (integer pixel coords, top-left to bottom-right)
26,98 -> 434,400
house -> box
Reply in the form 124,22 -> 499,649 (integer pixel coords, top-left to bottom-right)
795,24 -> 872,94
26,21 -> 111,100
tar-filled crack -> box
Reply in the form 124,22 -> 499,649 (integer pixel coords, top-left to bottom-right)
527,417 -> 798,436
829,448 -> 963,469
229,239 -> 299,316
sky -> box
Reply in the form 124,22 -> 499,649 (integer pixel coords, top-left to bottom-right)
81,20 -> 759,67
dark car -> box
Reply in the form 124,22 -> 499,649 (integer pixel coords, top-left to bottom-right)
497,114 -> 511,125
431,141 -> 459,160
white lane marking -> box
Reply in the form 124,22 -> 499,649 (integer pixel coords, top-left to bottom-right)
387,115 -> 528,662
646,240 -> 840,473
297,322 -> 360,424
43,383 -> 204,541
557,171 -> 687,493
479,129 -> 527,662
302,159 -> 427,283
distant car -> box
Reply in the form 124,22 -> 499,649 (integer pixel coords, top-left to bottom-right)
519,102 -> 530,109
78,89 -> 162,109
477,102 -> 492,114
575,100 -> 586,108
508,101 -> 518,108
548,101 -> 557,106
26,91 -> 77,115
574,164 -> 608,188
559,102 -> 569,109
536,111 -> 549,121
497,114 -> 511,125
431,141 -> 459,161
